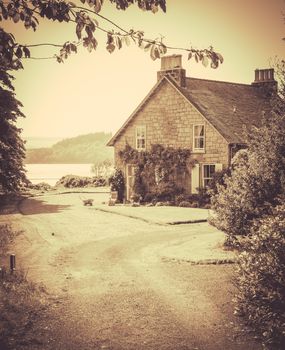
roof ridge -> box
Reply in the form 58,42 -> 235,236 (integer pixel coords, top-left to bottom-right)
185,76 -> 252,87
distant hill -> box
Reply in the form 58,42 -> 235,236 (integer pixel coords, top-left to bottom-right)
25,132 -> 114,164
25,137 -> 63,149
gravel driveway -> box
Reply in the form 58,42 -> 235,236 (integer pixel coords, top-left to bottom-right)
3,192 -> 261,350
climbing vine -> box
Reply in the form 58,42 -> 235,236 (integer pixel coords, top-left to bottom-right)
119,144 -> 192,201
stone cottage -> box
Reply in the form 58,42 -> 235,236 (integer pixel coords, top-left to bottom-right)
107,55 -> 276,201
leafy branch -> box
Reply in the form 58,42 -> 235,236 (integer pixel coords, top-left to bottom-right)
0,0 -> 223,68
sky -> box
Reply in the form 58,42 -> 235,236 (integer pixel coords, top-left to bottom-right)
3,0 -> 285,138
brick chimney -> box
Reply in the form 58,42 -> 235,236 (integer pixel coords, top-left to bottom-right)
157,54 -> 186,87
252,68 -> 277,93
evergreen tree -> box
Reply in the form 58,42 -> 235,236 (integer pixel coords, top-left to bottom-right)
0,31 -> 26,192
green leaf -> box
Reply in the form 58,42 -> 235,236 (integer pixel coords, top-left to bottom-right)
216,52 -> 224,64
13,12 -> 20,23
15,46 -> 22,59
23,46 -> 30,58
85,25 -> 93,38
76,22 -> 84,39
150,45 -> 160,60
159,43 -> 167,55
211,60 -> 219,69
106,43 -> 115,54
70,43 -> 77,53
107,33 -> 114,45
91,37 -> 98,50
151,5 -> 158,13
124,36 -> 131,46
144,42 -> 152,52
115,36 -> 122,49
94,0 -> 102,13
202,56 -> 209,67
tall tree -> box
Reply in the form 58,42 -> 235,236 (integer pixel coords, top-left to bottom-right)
0,30 -> 26,192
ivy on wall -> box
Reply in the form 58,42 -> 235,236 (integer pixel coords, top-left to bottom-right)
119,144 -> 193,201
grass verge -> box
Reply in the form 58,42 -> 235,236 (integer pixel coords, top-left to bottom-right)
0,224 -> 49,349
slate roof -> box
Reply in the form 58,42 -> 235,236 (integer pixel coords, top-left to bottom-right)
107,75 -> 273,146
180,77 -> 273,143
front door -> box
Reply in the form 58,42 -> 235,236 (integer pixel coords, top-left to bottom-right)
126,164 -> 135,201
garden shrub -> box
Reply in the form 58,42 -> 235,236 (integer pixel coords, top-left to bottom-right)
108,168 -> 124,202
56,175 -> 106,188
207,168 -> 230,197
133,166 -> 146,200
175,193 -> 188,205
212,124 -> 285,237
174,190 -> 210,208
146,181 -> 183,202
27,182 -> 52,191
235,205 -> 285,348
195,187 -> 210,207
143,192 -> 156,204
0,224 -> 17,254
179,200 -> 192,208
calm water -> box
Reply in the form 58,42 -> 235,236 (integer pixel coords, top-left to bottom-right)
25,164 -> 93,186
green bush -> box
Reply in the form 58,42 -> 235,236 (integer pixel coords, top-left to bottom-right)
211,144 -> 283,237
0,224 -> 16,253
179,200 -> 192,207
133,166 -> 146,200
108,169 -> 125,202
235,205 -> 285,348
143,192 -> 156,203
145,181 -> 183,202
212,105 -> 285,237
55,175 -> 106,188
174,193 -> 188,205
174,189 -> 210,208
28,182 -> 52,191
207,168 -> 230,197
0,225 -> 47,349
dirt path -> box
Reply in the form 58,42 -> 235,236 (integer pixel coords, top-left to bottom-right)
7,193 -> 260,350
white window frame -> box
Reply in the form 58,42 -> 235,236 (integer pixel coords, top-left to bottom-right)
202,164 -> 216,187
136,125 -> 146,151
193,124 -> 205,152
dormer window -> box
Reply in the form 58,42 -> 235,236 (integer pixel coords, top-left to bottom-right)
193,124 -> 205,152
136,125 -> 146,150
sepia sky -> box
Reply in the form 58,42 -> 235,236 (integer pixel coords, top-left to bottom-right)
3,0 -> 285,138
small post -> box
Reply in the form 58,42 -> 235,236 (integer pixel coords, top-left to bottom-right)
10,254 -> 16,273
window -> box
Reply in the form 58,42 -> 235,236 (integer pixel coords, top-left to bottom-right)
136,125 -> 146,150
193,124 -> 205,152
202,164 -> 216,187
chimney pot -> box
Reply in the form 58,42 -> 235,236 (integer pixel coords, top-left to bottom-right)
161,54 -> 182,70
252,68 -> 277,93
157,54 -> 186,87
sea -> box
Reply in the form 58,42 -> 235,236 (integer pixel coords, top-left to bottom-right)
25,164 -> 94,186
